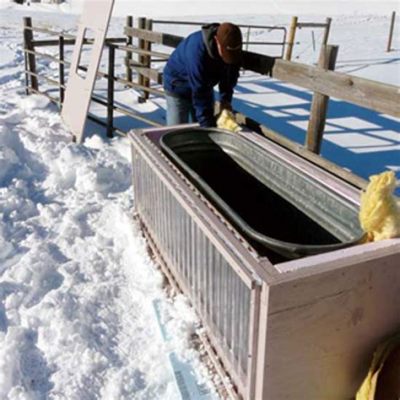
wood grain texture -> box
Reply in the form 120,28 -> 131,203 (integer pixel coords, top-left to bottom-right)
124,26 -> 182,48
272,59 -> 400,117
306,45 -> 338,153
256,242 -> 400,399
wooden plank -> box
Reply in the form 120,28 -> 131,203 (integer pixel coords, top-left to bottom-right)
32,38 -> 76,47
28,87 -> 58,104
142,18 -> 153,101
24,29 -> 29,95
127,62 -> 163,84
241,51 -> 276,76
306,45 -> 338,153
91,95 -> 163,126
32,37 -> 125,47
115,75 -> 165,96
107,45 -> 115,138
197,330 -> 242,400
59,35 -> 65,104
24,48 -> 65,65
273,59 -> 400,117
25,70 -> 61,88
258,240 -> 400,399
124,26 -> 182,48
61,0 -> 115,143
28,25 -> 76,38
285,16 -> 298,61
116,43 -> 170,59
322,17 -> 332,46
126,16 -> 133,83
243,52 -> 400,117
246,284 -> 261,400
387,11 -> 396,52
23,17 -> 38,92
114,103 -> 163,126
137,17 -> 146,92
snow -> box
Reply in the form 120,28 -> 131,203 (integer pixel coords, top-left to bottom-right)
2,0 -> 399,17
0,94 -> 194,399
0,0 -> 399,399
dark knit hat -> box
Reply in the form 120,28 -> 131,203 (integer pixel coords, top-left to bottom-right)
216,22 -> 243,65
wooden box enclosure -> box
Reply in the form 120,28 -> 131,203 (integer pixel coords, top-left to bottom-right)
130,126 -> 400,400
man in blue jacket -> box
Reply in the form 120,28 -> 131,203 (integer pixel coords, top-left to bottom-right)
163,22 -> 242,127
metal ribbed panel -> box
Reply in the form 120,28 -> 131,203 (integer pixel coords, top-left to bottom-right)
132,146 -> 253,384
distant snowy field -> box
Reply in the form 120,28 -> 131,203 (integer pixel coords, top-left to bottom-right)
0,1 -> 399,399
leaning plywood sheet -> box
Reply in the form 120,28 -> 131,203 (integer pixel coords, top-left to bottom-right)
61,0 -> 114,143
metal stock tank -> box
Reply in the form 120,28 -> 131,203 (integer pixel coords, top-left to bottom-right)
160,127 -> 365,260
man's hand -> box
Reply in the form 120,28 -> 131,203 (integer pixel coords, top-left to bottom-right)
219,101 -> 233,112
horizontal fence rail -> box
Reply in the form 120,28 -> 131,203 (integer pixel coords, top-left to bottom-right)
151,19 -> 287,57
247,54 -> 400,117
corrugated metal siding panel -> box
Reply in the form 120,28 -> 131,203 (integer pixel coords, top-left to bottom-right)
132,146 -> 252,385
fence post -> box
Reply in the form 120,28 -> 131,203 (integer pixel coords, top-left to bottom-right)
387,11 -> 396,52
59,35 -> 65,106
137,17 -> 146,103
24,36 -> 29,95
285,16 -> 298,61
142,18 -> 153,102
23,17 -> 38,94
322,17 -> 332,46
246,26 -> 251,51
126,15 -> 133,82
306,45 -> 338,154
107,45 -> 115,138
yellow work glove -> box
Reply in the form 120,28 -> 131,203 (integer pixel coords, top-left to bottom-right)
216,109 -> 241,133
359,170 -> 400,242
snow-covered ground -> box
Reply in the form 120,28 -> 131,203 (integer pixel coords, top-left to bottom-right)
0,1 -> 399,399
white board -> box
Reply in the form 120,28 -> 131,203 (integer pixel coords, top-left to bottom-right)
152,300 -> 217,400
61,0 -> 115,143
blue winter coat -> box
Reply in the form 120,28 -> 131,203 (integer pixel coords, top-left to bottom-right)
163,24 -> 240,127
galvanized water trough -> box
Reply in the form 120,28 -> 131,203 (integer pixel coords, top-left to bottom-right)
130,125 -> 400,400
160,128 -> 364,260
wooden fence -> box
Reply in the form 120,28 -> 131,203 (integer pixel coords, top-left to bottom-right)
123,19 -> 399,177
151,19 -> 288,55
285,16 -> 331,60
387,11 -> 397,52
23,16 -> 400,189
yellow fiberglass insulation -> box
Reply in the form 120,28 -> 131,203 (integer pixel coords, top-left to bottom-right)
216,109 -> 241,133
359,170 -> 400,242
356,333 -> 400,400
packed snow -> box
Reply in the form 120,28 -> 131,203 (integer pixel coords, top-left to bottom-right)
0,0 -> 399,399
